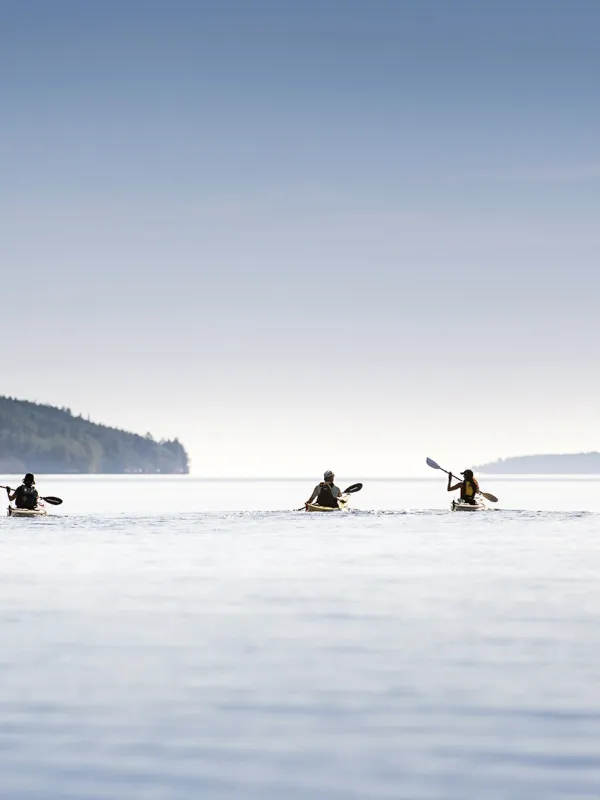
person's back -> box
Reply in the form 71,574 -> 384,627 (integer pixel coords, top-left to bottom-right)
316,482 -> 339,508
459,470 -> 479,504
10,474 -> 39,510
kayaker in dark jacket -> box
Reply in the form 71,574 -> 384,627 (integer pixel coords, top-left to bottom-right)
305,470 -> 343,508
447,469 -> 480,505
6,473 -> 40,510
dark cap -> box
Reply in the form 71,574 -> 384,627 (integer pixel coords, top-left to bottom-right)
460,469 -> 474,478
24,473 -> 35,484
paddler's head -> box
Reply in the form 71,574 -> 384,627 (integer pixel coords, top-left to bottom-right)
461,469 -> 474,480
23,473 -> 35,486
323,470 -> 334,483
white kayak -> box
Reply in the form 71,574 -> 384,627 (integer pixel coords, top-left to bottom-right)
7,503 -> 48,518
305,496 -> 350,513
451,499 -> 487,512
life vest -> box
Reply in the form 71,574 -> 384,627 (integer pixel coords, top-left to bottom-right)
16,485 -> 39,510
316,483 -> 338,508
461,480 -> 477,502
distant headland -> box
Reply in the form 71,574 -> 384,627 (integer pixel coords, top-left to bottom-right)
0,396 -> 189,474
475,453 -> 600,474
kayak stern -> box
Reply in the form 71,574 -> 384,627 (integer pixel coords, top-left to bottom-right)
451,499 -> 487,512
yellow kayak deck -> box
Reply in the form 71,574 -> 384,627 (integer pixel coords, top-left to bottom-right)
305,497 -> 350,513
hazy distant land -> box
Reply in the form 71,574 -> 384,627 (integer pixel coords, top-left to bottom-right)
476,453 -> 600,474
0,396 -> 189,474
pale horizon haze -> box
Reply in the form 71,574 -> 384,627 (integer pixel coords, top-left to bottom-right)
2,0 -> 599,476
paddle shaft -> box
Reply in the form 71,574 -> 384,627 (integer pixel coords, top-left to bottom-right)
2,486 -> 62,505
430,466 -> 463,483
426,459 -> 474,485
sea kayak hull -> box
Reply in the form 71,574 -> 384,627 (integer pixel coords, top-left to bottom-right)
7,505 -> 48,518
451,499 -> 487,512
305,497 -> 350,513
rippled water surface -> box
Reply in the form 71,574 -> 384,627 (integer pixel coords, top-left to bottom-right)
1,478 -> 599,799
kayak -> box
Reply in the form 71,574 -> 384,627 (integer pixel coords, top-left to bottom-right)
7,504 -> 48,518
451,499 -> 487,512
305,497 -> 350,513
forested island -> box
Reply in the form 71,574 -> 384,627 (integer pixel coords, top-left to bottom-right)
476,453 -> 600,474
0,396 -> 189,474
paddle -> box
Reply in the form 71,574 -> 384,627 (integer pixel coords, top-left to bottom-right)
425,458 -> 498,503
2,486 -> 63,506
40,496 -> 63,506
296,482 -> 363,510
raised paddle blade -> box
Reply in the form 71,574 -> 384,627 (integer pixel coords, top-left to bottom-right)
480,492 -> 498,503
41,496 -> 63,506
343,483 -> 363,494
426,458 -> 453,477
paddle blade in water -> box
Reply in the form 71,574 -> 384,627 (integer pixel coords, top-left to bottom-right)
343,483 -> 363,494
42,496 -> 63,506
480,491 -> 498,503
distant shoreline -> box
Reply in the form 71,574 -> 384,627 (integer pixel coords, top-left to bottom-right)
474,452 -> 600,475
0,396 -> 189,475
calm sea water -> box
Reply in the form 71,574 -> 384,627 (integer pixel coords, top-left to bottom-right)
1,477 -> 599,799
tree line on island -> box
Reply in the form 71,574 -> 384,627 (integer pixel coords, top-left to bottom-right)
0,396 -> 189,474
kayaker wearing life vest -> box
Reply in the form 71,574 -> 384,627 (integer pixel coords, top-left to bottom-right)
447,469 -> 480,505
6,473 -> 40,510
305,470 -> 342,509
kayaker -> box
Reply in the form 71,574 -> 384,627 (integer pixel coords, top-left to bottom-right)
305,470 -> 343,509
447,469 -> 480,505
6,473 -> 40,510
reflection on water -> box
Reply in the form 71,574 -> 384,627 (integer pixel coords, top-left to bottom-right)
0,480 -> 599,798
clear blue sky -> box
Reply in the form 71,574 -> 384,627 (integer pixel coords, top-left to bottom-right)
2,1 -> 599,475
